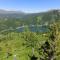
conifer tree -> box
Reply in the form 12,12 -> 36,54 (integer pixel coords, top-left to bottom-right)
40,23 -> 59,60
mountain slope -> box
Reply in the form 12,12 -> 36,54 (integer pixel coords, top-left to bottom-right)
0,9 -> 60,32
0,9 -> 26,18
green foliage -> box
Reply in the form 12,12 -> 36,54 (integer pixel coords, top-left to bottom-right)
40,23 -> 59,60
0,31 -> 47,60
0,10 -> 60,60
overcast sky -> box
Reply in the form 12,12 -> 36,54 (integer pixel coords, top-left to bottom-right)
0,0 -> 60,13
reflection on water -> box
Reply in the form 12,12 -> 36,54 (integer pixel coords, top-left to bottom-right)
16,26 -> 49,32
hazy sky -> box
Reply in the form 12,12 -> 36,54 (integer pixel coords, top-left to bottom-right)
0,0 -> 60,13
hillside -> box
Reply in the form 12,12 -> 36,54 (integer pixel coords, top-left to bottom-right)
0,9 -> 60,32
0,9 -> 26,18
0,9 -> 60,60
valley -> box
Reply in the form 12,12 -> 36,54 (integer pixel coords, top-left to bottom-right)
0,9 -> 60,60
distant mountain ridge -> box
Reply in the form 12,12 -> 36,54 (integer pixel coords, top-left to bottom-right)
0,9 -> 26,18
0,9 -> 60,18
0,9 -> 25,14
